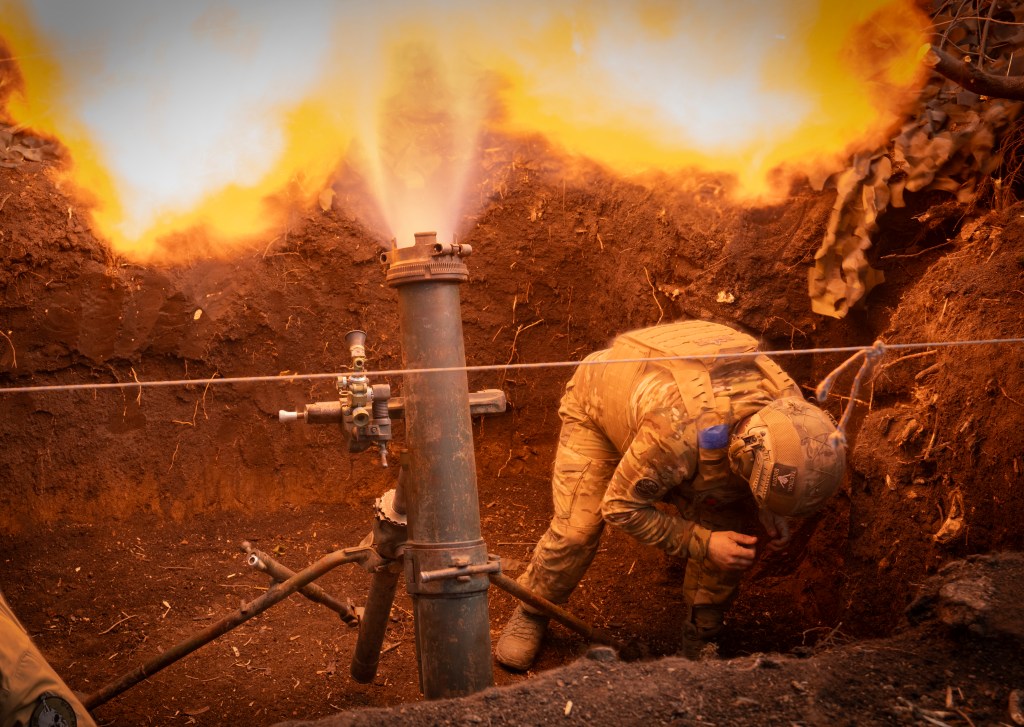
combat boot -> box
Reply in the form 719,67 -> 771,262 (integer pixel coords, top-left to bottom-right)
495,605 -> 549,671
681,606 -> 723,660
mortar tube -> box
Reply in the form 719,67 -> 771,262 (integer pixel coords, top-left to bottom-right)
240,542 -> 359,625
83,547 -> 369,712
384,232 -> 493,699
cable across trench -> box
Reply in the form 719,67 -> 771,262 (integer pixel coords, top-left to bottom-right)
0,336 -> 1021,397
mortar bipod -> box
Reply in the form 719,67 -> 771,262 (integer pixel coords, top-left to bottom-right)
350,462 -> 409,683
344,457 -> 629,683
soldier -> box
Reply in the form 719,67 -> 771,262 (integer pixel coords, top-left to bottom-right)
0,589 -> 96,727
495,320 -> 845,670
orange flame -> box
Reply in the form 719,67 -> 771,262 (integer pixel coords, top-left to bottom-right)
0,1 -> 928,261
487,1 -> 929,194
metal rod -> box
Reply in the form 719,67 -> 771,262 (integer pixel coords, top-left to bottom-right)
350,566 -> 402,683
240,541 -> 359,625
420,561 -> 501,582
488,573 -> 628,653
388,389 -> 507,418
83,547 -> 368,712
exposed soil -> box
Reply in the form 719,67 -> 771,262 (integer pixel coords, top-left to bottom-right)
1,128 -> 1023,726
285,553 -> 1024,727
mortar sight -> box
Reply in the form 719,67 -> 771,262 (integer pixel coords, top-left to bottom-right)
345,330 -> 367,370
351,406 -> 371,428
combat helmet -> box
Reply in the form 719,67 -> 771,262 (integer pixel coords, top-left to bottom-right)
729,396 -> 845,517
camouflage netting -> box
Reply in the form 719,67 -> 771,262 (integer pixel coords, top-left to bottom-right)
808,1 -> 1024,318
0,124 -> 58,168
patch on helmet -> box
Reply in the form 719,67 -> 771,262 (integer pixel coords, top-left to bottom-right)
30,692 -> 77,727
633,478 -> 661,498
771,464 -> 798,494
748,449 -> 769,503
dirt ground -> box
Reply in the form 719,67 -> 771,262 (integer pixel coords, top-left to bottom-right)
286,552 -> 1024,727
1,125 -> 1023,726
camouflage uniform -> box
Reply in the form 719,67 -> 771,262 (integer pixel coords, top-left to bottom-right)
0,590 -> 95,727
518,321 -> 801,639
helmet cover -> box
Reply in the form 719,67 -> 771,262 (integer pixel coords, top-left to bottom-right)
736,397 -> 845,517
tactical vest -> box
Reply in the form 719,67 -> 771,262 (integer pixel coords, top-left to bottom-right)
616,321 -> 799,420
615,321 -> 801,508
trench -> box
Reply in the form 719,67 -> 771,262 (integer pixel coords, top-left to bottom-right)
2,152 -> 1023,725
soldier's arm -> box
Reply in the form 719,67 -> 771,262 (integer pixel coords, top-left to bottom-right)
600,411 -> 711,560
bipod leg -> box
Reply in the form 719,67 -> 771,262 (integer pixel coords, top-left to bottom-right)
241,541 -> 359,625
350,562 -> 403,683
350,461 -> 409,683
83,546 -> 369,712
488,572 -> 630,654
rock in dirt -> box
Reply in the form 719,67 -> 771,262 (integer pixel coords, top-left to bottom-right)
906,552 -> 1024,641
585,646 -> 617,662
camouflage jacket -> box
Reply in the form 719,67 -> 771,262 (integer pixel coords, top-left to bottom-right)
578,322 -> 797,560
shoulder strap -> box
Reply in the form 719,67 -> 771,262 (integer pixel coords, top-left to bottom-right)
752,354 -> 802,398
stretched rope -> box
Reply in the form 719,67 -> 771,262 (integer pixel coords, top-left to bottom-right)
0,337 -> 1020,396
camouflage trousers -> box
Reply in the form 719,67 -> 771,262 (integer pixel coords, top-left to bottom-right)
518,358 -> 746,626
0,590 -> 96,727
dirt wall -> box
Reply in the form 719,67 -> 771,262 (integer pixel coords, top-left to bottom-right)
1,133 -> 1022,725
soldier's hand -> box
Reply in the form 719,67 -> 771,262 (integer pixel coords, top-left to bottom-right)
758,508 -> 791,553
707,531 -> 757,571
